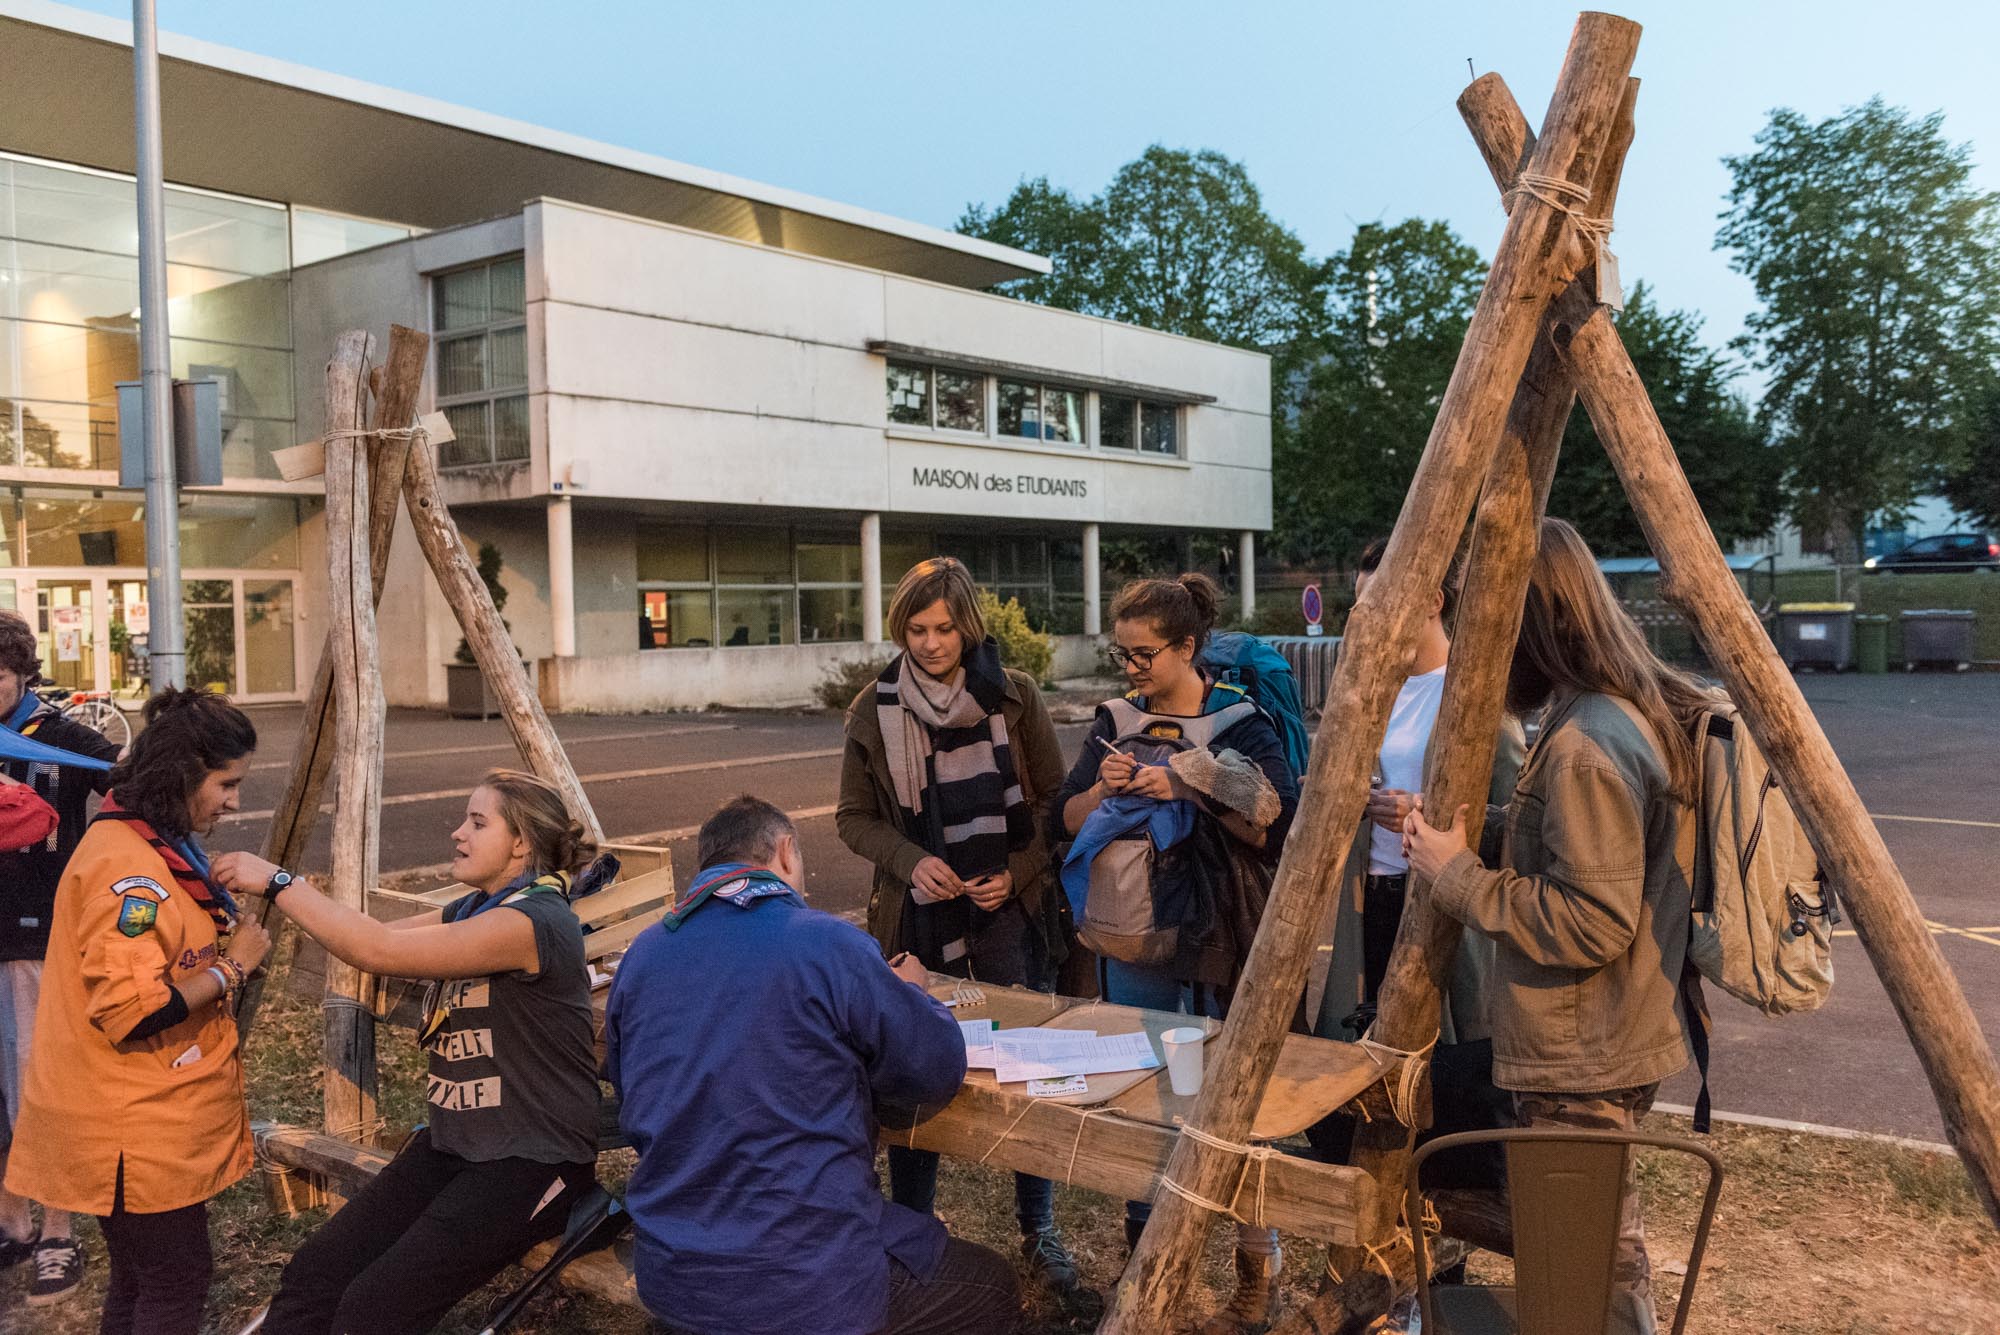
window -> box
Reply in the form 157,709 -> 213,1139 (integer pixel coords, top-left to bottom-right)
1141,401 -> 1180,456
886,362 -> 930,426
997,378 -> 1086,446
997,380 -> 1039,440
433,255 -> 529,468
1,154 -> 299,480
935,370 -> 984,433
1099,394 -> 1137,450
634,525 -> 866,649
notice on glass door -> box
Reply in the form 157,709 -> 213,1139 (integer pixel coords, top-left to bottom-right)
52,606 -> 83,663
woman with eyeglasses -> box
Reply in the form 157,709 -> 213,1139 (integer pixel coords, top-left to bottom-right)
834,556 -> 1099,1318
214,769 -> 602,1335
1052,573 -> 1299,1335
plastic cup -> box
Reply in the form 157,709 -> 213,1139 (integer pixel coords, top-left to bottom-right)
1161,1026 -> 1206,1096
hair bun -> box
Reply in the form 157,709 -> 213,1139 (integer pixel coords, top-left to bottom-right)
1176,572 -> 1221,622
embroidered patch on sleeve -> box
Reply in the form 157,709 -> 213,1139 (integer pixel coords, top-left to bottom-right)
117,895 -> 159,937
111,875 -> 170,902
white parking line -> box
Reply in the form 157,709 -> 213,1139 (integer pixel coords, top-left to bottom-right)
224,747 -> 843,824
249,722 -> 737,771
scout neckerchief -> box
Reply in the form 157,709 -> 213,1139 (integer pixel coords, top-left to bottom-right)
0,693 -> 116,771
662,861 -> 799,931
419,870 -> 573,1051
91,798 -> 237,930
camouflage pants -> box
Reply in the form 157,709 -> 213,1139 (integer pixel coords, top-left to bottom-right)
1512,1083 -> 1659,1335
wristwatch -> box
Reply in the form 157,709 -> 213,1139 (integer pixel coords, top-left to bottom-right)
265,868 -> 296,903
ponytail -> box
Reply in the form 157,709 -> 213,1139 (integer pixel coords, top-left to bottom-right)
1108,572 -> 1222,653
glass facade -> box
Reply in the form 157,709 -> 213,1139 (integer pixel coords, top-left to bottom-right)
1,154 -> 299,480
635,522 -> 1087,647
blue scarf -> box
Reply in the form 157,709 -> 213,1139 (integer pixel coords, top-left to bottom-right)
446,869 -> 571,923
1,694 -> 116,771
664,861 -> 800,930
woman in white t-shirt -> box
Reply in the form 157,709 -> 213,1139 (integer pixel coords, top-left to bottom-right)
1314,539 -> 1524,1047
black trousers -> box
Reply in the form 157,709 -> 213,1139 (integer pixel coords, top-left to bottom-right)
262,1127 -> 595,1335
97,1162 -> 213,1335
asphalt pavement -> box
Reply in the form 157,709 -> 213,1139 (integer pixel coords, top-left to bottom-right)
211,672 -> 2000,1144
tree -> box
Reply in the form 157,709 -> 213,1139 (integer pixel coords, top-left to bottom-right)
1547,283 -> 1782,555
1942,387 -> 2000,529
1718,98 -> 2000,563
1272,219 -> 1485,565
959,147 -> 1327,350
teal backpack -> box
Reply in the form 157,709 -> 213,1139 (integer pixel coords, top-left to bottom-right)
1199,632 -> 1312,779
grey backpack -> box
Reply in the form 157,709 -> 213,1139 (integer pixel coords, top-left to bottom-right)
1075,695 -> 1257,965
1681,704 -> 1836,1128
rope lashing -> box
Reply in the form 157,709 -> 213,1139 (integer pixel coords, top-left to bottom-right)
1356,1027 -> 1439,1127
1502,169 -> 1614,279
320,424 -> 429,446
1156,1123 -> 1283,1228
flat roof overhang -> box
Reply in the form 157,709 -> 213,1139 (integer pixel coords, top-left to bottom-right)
0,0 -> 1050,289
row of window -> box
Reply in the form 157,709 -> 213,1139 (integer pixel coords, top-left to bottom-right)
886,361 -> 1181,457
633,524 -> 1087,649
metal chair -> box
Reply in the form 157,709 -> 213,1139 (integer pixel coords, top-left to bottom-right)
1406,1127 -> 1723,1335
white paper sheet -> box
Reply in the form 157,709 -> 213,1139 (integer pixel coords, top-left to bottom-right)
992,1031 -> 1162,1084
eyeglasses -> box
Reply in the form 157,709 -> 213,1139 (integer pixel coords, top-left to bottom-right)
1106,643 -> 1173,670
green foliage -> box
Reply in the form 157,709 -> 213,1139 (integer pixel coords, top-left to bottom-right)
815,652 -> 894,711
1546,283 -> 1782,555
1942,388 -> 2000,529
455,541 -> 512,665
1273,219 -> 1485,565
977,589 -> 1054,684
1719,98 -> 2000,562
959,146 -> 1329,351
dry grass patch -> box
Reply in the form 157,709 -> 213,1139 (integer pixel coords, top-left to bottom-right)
6,953 -> 1993,1334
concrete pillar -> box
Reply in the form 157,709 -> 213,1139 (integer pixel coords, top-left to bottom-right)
548,495 -> 576,658
1082,523 -> 1102,636
1239,530 -> 1257,619
861,512 -> 884,643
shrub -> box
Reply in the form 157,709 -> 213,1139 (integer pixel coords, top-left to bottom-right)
455,541 -> 514,664
816,653 -> 894,711
979,589 -> 1055,684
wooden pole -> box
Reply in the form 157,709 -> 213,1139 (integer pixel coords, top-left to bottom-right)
239,325 -> 429,1040
319,330 -> 384,1146
1286,76 -> 1641,1333
1100,16 -> 1642,1330
401,435 -> 606,845
1547,291 -> 2000,1227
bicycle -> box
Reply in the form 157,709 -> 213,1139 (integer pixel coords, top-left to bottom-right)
35,685 -> 133,752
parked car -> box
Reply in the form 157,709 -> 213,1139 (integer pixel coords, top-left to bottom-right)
1864,532 -> 2000,573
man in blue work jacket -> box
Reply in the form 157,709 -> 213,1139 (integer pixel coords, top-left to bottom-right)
605,795 -> 1021,1335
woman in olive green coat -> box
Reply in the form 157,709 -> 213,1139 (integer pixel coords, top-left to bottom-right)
834,556 -> 1093,1317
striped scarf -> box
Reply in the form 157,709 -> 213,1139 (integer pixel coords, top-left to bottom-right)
92,799 -> 239,930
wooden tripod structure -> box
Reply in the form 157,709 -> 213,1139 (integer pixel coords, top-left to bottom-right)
1104,12 -> 2000,1332
236,324 -> 612,1146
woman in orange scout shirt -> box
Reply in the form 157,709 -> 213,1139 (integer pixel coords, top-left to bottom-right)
5,688 -> 270,1335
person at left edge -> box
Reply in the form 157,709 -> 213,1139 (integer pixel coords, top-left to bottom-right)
215,768 -> 603,1335
4,688 -> 272,1335
0,609 -> 120,1309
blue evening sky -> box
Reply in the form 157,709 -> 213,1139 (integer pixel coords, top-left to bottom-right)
72,1 -> 2000,372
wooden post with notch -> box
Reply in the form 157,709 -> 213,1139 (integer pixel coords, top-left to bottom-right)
238,324 -> 429,1041
1100,15 -> 1642,1330
318,330 -> 385,1146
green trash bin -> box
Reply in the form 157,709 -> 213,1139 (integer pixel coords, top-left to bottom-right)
1855,614 -> 1890,674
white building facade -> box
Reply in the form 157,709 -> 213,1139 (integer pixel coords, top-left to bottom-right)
1,1 -> 1272,711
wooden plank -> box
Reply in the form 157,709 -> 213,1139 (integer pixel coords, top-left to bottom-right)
577,908 -> 666,961
240,325 -> 430,1042
1103,15 -> 1644,1330
903,1083 -> 1375,1247
600,843 -> 673,880
573,866 -> 678,928
1113,1030 -> 1384,1142
321,329 -> 384,1146
1549,286 -> 2000,1227
401,435 -> 608,849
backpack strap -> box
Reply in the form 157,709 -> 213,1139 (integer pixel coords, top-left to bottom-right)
1679,961 -> 1715,1134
